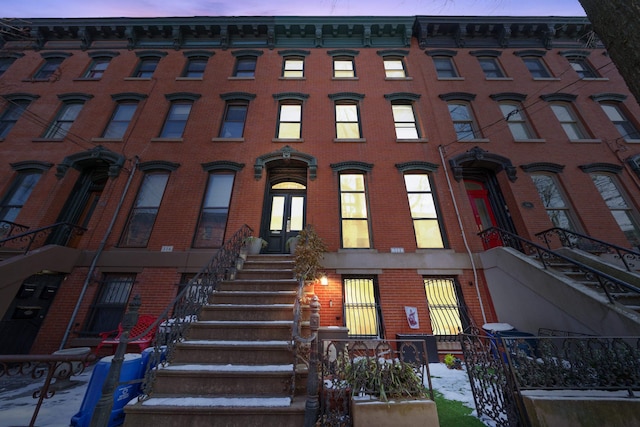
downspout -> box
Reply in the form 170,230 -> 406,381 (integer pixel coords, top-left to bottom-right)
438,145 -> 487,324
60,156 -> 140,350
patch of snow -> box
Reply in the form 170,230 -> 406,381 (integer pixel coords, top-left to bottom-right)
139,396 -> 292,407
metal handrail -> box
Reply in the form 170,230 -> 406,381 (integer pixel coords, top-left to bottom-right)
0,221 -> 86,254
535,227 -> 640,272
135,224 -> 252,398
0,219 -> 30,239
479,227 -> 640,304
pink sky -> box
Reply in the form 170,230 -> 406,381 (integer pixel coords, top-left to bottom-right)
5,0 -> 586,18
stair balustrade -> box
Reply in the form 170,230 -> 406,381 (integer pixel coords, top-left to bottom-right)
0,222 -> 86,254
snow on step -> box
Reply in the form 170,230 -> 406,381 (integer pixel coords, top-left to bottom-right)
138,396 -> 292,407
164,364 -> 293,372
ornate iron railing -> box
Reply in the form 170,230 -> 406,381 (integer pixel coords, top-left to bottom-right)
462,331 -> 640,427
536,227 -> 640,272
0,219 -> 30,240
0,350 -> 96,427
318,339 -> 434,427
479,227 -> 640,305
136,224 -> 253,399
0,222 -> 86,254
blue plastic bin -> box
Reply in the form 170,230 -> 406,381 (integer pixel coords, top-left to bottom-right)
70,353 -> 144,427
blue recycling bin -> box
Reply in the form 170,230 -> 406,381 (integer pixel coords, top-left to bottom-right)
70,353 -> 144,427
483,323 -> 536,362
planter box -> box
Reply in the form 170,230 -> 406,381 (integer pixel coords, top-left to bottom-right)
351,398 -> 439,427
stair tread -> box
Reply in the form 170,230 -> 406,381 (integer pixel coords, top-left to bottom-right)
197,320 -> 295,325
139,396 -> 293,408
182,339 -> 291,346
164,363 -> 293,372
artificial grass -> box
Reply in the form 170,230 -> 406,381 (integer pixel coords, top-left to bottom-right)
433,390 -> 488,427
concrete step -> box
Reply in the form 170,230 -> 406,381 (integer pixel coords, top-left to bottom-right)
199,303 -> 300,321
186,320 -> 308,341
172,340 -> 294,365
211,290 -> 297,305
218,279 -> 298,292
124,396 -> 306,427
236,269 -> 294,280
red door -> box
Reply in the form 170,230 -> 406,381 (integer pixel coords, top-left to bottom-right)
465,180 -> 501,249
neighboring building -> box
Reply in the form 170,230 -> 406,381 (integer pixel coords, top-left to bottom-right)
1,15 -> 639,355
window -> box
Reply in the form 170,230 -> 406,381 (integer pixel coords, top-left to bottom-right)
478,57 -> 505,78
0,170 -> 42,223
84,274 -> 134,335
339,173 -> 371,248
447,102 -> 480,140
34,57 -> 65,80
276,103 -> 302,139
194,173 -> 235,248
392,103 -> 419,139
433,57 -> 458,78
590,173 -> 640,248
219,103 -> 248,138
343,277 -> 382,338
102,102 -> 137,139
333,57 -> 355,78
567,56 -> 597,78
120,172 -> 169,247
550,103 -> 588,140
234,56 -> 257,77
183,57 -> 208,78
499,102 -> 535,140
134,58 -> 159,78
531,173 -> 578,231
424,277 -> 467,339
43,102 -> 84,139
84,58 -> 110,79
403,174 -> 445,248
600,103 -> 640,140
0,55 -> 21,77
0,99 -> 30,138
160,101 -> 192,138
283,57 -> 304,78
383,58 -> 406,78
335,102 -> 361,139
522,57 -> 551,78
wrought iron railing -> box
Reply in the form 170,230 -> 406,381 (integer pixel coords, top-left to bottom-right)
0,219 -> 30,240
536,227 -> 640,272
461,330 -> 640,427
136,224 -> 253,399
0,350 -> 96,427
479,227 -> 640,305
318,339 -> 434,427
0,222 -> 86,254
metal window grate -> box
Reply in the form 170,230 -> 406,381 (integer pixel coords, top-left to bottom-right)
343,277 -> 382,338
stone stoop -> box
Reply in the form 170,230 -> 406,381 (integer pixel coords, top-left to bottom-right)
124,254 -> 310,427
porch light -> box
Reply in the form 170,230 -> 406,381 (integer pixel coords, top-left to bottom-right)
320,274 -> 328,286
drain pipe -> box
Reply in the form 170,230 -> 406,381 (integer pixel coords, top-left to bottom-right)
438,145 -> 487,324
60,156 -> 140,350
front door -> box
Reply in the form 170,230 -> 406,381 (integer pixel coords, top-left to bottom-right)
263,182 -> 306,253
0,274 -> 63,354
465,180 -> 501,249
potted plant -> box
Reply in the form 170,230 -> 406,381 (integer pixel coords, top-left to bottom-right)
292,225 -> 327,282
286,235 -> 300,254
243,236 -> 267,255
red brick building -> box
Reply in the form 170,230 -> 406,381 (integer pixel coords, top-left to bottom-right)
1,15 -> 639,355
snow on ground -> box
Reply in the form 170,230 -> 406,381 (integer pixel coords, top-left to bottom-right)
0,362 -> 488,426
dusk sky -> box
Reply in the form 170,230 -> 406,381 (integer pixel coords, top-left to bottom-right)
6,0 -> 586,18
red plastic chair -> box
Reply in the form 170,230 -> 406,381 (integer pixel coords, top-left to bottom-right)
95,314 -> 157,354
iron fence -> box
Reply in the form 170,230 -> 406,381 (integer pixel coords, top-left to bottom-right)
461,331 -> 640,427
318,339 -> 434,427
0,221 -> 86,253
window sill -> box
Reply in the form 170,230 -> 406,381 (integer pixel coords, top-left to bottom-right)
514,138 -> 546,143
92,137 -> 123,143
32,138 -> 63,143
151,137 -> 183,142
211,137 -> 244,142
279,77 -> 306,81
624,139 -> 640,144
485,77 -> 514,81
22,78 -> 49,82
570,138 -> 601,144
397,138 -> 428,143
437,77 -> 464,81
334,138 -> 366,143
74,77 -> 101,81
332,77 -> 359,81
228,76 -> 255,80
384,77 -> 413,81
272,138 -> 303,143
124,77 -> 152,81
532,77 -> 561,81
176,77 -> 203,81
458,138 -> 490,143
582,77 -> 609,81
